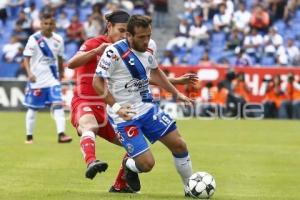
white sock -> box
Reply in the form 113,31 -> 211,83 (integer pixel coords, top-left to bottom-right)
173,153 -> 193,186
53,108 -> 65,134
81,131 -> 96,140
26,109 -> 37,136
125,158 -> 141,173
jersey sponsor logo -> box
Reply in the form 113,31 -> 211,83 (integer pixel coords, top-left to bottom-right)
112,54 -> 119,61
39,41 -> 45,48
83,106 -> 92,112
125,78 -> 149,93
100,58 -> 111,69
124,125 -> 139,138
33,89 -> 42,96
106,49 -> 113,58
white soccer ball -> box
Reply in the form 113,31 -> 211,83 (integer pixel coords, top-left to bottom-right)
187,172 -> 216,199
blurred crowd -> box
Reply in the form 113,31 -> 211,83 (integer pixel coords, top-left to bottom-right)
152,69 -> 300,119
161,0 -> 300,67
0,0 -> 161,79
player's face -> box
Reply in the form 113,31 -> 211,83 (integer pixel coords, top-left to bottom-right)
128,26 -> 151,52
109,23 -> 127,43
41,18 -> 55,35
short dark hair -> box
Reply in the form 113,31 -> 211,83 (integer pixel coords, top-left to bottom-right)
40,12 -> 54,20
127,15 -> 152,36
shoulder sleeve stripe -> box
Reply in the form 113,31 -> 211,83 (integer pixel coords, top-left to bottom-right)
146,48 -> 153,54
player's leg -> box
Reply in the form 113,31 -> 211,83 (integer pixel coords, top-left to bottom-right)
159,129 -> 193,188
71,101 -> 108,179
116,121 -> 156,192
25,108 -> 37,144
23,87 -> 45,144
94,115 -> 139,193
141,107 -> 193,192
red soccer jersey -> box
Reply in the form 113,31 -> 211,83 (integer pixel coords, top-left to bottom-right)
73,35 -> 110,99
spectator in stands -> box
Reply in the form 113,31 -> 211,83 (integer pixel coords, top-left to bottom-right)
83,14 -> 101,39
13,21 -> 30,45
2,35 -> 23,63
160,50 -> 176,66
198,50 -> 214,67
166,16 -> 193,50
277,38 -> 300,66
226,28 -> 243,51
210,82 -> 229,117
250,4 -> 270,34
24,2 -> 40,31
213,3 -> 231,34
56,11 -> 70,31
224,0 -> 234,17
263,26 -> 283,57
263,75 -> 289,118
43,0 -> 66,12
285,73 -> 300,119
15,10 -> 33,35
189,15 -> 209,46
243,28 -> 263,63
232,2 -> 251,33
153,0 -> 168,28
8,0 -> 25,19
235,47 -> 252,67
66,15 -> 86,47
233,72 -> 250,103
268,0 -> 287,22
0,0 -> 8,26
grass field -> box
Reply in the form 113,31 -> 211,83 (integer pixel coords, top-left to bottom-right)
0,112 -> 300,200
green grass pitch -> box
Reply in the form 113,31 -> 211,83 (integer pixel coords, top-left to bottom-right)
0,112 -> 300,200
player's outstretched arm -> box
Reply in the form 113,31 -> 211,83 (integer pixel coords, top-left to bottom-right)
58,55 -> 64,80
150,68 -> 193,103
68,43 -> 110,69
149,73 -> 198,85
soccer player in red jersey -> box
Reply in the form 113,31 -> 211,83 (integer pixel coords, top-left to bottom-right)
68,10 -> 197,193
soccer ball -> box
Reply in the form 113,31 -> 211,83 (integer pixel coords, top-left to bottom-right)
187,172 -> 216,199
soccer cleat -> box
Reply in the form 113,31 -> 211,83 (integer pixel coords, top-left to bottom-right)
25,140 -> 33,144
108,185 -> 135,193
58,133 -> 72,143
85,160 -> 108,179
123,158 -> 141,192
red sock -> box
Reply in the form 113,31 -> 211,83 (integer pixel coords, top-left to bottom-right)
80,136 -> 96,165
112,153 -> 129,189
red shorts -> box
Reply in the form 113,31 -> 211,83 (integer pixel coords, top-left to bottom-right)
71,96 -> 116,143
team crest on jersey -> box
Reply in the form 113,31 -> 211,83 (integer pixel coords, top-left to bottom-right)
129,58 -> 135,66
39,42 -> 45,48
148,55 -> 153,64
54,43 -> 59,48
125,125 -> 139,138
126,143 -> 134,154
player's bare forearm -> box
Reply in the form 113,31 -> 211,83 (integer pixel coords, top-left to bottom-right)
68,51 -> 97,69
92,75 -> 116,106
68,43 -> 110,69
23,57 -> 31,76
58,56 -> 64,80
150,68 -> 180,96
149,73 -> 198,85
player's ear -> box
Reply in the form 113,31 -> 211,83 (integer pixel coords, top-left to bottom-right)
126,32 -> 132,40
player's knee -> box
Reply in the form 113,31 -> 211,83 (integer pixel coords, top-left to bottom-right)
139,158 -> 155,172
80,121 -> 99,134
172,138 -> 188,154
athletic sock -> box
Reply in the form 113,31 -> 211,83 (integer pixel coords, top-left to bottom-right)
173,152 -> 193,186
53,108 -> 65,134
112,153 -> 129,189
80,131 -> 96,165
125,157 -> 141,173
26,109 -> 36,138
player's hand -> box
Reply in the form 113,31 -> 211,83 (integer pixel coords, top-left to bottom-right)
176,73 -> 198,85
117,106 -> 136,121
95,43 -> 111,55
28,73 -> 36,83
176,92 -> 194,104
